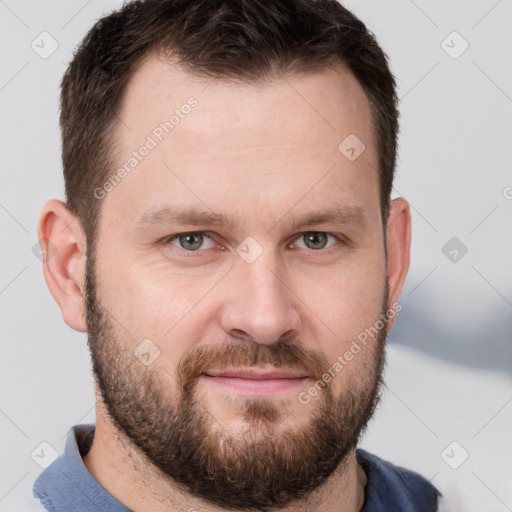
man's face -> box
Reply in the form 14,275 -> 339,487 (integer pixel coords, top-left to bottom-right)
86,56 -> 390,509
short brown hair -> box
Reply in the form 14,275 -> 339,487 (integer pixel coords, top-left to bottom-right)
60,0 -> 398,249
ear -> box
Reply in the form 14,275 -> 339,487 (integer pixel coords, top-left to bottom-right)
385,197 -> 411,330
37,199 -> 88,332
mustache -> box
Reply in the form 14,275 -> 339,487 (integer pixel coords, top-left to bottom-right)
177,340 -> 331,394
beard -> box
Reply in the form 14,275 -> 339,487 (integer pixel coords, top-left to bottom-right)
84,251 -> 388,511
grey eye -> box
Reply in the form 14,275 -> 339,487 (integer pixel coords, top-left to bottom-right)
176,233 -> 204,251
302,232 -> 329,250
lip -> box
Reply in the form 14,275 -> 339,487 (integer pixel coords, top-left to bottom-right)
204,368 -> 309,379
200,367 -> 310,396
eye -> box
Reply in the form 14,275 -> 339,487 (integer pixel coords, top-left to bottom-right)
293,231 -> 342,250
162,230 -> 344,254
166,232 -> 215,251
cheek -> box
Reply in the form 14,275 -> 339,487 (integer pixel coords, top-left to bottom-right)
309,278 -> 386,398
97,257 -> 220,359
302,257 -> 386,365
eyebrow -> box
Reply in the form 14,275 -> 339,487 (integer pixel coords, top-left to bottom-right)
134,204 -> 366,233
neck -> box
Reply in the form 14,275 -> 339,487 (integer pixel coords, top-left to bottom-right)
83,403 -> 367,512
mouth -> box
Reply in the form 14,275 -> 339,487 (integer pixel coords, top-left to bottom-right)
200,367 -> 310,396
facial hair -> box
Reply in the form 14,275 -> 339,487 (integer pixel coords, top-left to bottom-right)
84,250 -> 388,511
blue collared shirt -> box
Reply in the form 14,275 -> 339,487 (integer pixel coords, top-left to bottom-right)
33,424 -> 441,511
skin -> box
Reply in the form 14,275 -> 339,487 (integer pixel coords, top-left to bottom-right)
38,55 -> 411,512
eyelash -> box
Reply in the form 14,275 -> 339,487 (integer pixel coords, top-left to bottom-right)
161,231 -> 347,256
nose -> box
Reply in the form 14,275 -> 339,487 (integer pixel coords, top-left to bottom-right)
218,252 -> 302,346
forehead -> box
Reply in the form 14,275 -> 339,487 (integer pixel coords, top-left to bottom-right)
100,54 -> 380,233
118,54 -> 375,145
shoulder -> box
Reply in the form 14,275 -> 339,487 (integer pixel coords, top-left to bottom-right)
356,449 -> 441,511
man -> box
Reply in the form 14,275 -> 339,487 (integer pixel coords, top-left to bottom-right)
32,0 -> 443,510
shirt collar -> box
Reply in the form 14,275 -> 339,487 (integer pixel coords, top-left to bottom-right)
34,424 -> 439,512
33,424 -> 131,512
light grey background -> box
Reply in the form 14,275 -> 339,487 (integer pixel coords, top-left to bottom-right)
1,0 -> 511,509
